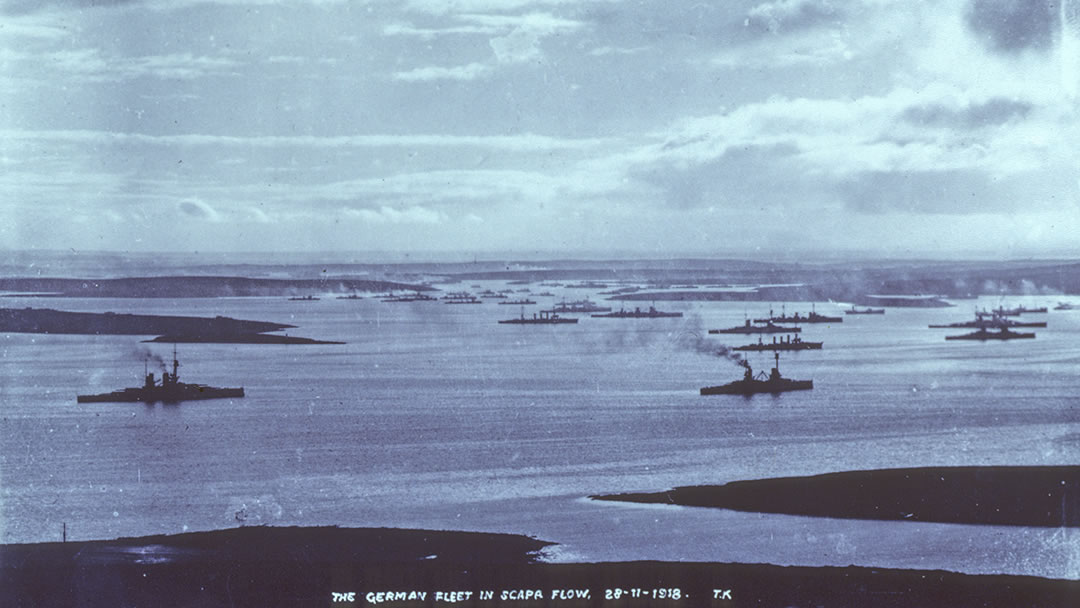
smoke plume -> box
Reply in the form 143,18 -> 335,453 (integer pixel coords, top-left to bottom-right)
132,345 -> 167,371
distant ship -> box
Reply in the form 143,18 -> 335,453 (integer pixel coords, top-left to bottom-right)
336,294 -> 364,300
382,293 -> 437,302
442,292 -> 482,304
734,335 -> 822,351
754,305 -> 841,324
498,299 -> 537,305
1054,302 -> 1077,311
478,290 -> 508,299
845,306 -> 885,315
77,349 -> 244,404
990,305 -> 1048,316
945,328 -> 1036,341
709,320 -> 801,334
546,299 -> 612,314
498,310 -> 578,325
590,306 -> 682,318
288,295 -> 319,301
929,312 -> 1045,329
700,353 -> 813,395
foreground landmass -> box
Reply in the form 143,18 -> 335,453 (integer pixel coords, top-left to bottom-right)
2,526 -> 1077,607
593,466 -> 1080,527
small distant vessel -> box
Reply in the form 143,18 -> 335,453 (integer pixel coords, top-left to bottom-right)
700,353 -> 813,395
336,294 -> 364,300
591,306 -> 682,318
845,306 -> 885,315
546,299 -> 612,314
990,305 -> 1048,316
382,293 -> 437,302
709,320 -> 801,334
498,299 -> 537,305
945,328 -> 1036,341
498,310 -> 578,325
1054,302 -> 1077,311
442,292 -> 482,304
478,290 -> 508,299
77,348 -> 244,403
536,292 -> 555,297
930,311 -> 1045,329
754,305 -> 841,324
288,295 -> 319,301
734,335 -> 822,351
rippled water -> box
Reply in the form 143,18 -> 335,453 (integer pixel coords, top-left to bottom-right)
2,290 -> 1079,578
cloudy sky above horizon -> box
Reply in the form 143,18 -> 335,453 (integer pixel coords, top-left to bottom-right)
3,0 -> 1080,257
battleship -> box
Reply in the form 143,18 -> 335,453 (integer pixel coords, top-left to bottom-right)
945,328 -> 1036,341
288,295 -> 319,301
709,320 -> 801,334
382,293 -> 437,302
845,306 -> 885,315
336,294 -> 364,300
591,306 -> 682,318
76,349 -> 244,403
929,312 -> 1046,329
754,305 -> 841,324
546,299 -> 612,314
700,353 -> 813,395
498,310 -> 578,325
442,292 -> 482,304
989,305 -> 1048,316
498,299 -> 537,305
734,335 -> 822,351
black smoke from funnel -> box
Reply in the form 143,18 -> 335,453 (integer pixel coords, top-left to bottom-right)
132,345 -> 166,371
673,314 -> 746,368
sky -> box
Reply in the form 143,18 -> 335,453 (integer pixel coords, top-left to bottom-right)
2,0 -> 1080,258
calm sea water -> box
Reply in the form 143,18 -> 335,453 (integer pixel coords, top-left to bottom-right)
2,289 -> 1079,578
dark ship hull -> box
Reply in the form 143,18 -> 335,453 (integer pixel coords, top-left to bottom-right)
945,329 -> 1035,341
930,320 -> 1046,329
710,322 -> 800,334
700,377 -> 813,395
734,340 -> 822,351
77,349 -> 244,403
845,307 -> 885,315
498,311 -> 577,324
591,307 -> 682,318
77,385 -> 244,403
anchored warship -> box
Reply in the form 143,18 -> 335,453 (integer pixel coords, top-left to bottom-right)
77,348 -> 244,403
498,310 -> 578,325
845,306 -> 885,315
591,306 -> 682,318
754,305 -> 841,324
700,353 -> 813,395
945,328 -> 1035,341
734,335 -> 822,351
546,299 -> 612,314
709,320 -> 801,334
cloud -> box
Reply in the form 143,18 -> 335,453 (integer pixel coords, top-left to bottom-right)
901,97 -> 1033,128
744,0 -> 841,36
393,62 -> 492,81
178,199 -> 221,221
343,205 -> 446,224
965,0 -> 1058,53
6,47 -> 241,82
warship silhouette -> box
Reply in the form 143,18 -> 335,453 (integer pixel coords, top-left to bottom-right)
77,348 -> 244,403
845,306 -> 885,315
709,320 -> 801,334
754,305 -> 841,324
734,335 -> 822,351
591,306 -> 682,318
945,328 -> 1035,341
700,353 -> 813,395
498,310 -> 578,324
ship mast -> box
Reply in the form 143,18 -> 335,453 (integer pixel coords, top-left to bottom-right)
172,344 -> 179,382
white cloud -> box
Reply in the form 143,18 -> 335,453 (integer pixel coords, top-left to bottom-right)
393,62 -> 491,81
343,205 -> 446,224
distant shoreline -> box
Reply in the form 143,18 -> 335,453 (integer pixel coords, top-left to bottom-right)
2,525 -> 1077,607
593,466 -> 1080,528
